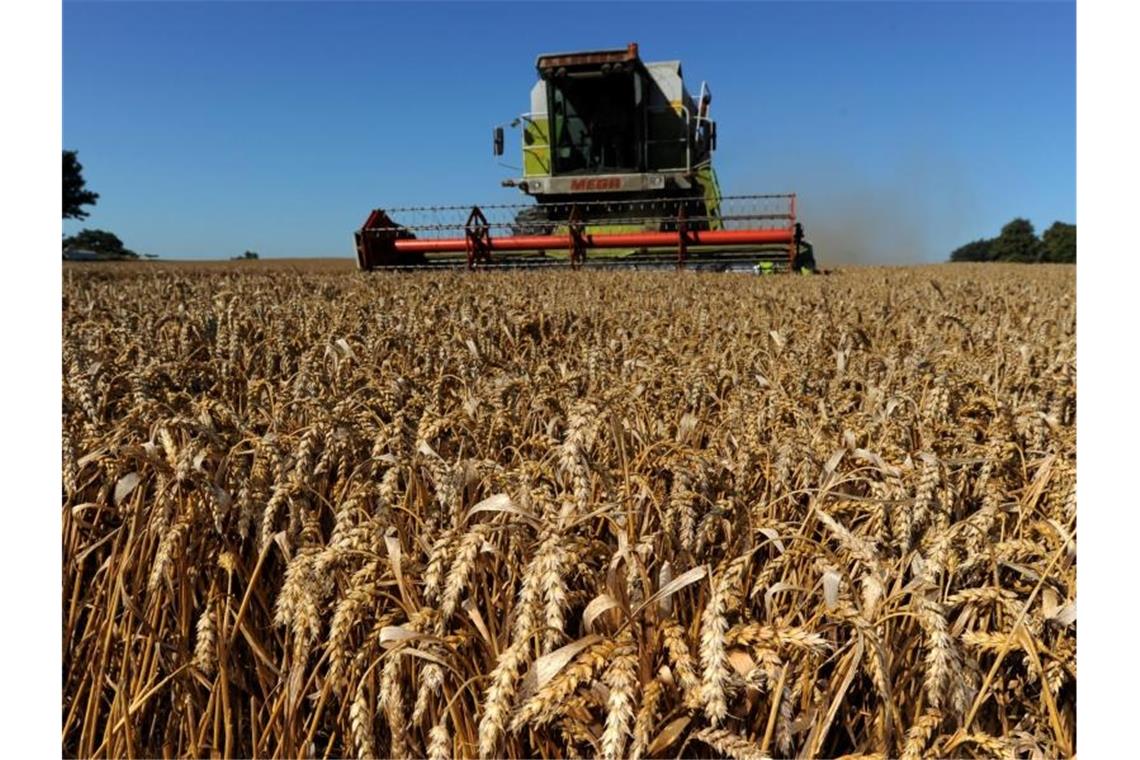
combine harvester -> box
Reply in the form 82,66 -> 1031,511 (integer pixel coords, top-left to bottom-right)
355,43 -> 816,272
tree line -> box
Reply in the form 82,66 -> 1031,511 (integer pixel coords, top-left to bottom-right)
63,150 -> 145,259
950,218 -> 1075,263
63,150 -> 258,261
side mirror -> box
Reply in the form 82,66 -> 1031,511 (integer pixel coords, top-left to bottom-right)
709,121 -> 717,151
493,126 -> 504,156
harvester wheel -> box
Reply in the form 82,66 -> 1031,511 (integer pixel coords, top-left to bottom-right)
511,205 -> 554,237
794,248 -> 817,273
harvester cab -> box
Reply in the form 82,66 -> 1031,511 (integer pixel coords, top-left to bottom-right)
356,43 -> 809,271
498,43 -> 718,206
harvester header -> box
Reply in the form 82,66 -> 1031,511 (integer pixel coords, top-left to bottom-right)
355,43 -> 815,271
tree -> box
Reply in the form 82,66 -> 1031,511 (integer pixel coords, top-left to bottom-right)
1041,221 -> 1076,263
949,238 -> 994,262
989,218 -> 1044,263
62,229 -> 140,259
233,250 -> 259,260
63,150 -> 99,220
949,218 -> 1075,264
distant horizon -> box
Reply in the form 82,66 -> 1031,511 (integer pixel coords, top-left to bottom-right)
63,1 -> 1075,264
64,255 -> 1076,269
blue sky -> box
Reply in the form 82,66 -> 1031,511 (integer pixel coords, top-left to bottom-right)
63,1 -> 1075,262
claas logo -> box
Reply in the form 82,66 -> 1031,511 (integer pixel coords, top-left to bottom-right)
569,177 -> 623,191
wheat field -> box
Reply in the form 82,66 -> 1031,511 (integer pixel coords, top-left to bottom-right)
62,262 -> 1075,759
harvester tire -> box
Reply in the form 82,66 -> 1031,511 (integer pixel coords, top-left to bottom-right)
511,205 -> 554,237
794,249 -> 817,273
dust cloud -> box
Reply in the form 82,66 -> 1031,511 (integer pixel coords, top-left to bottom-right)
737,152 -> 980,266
